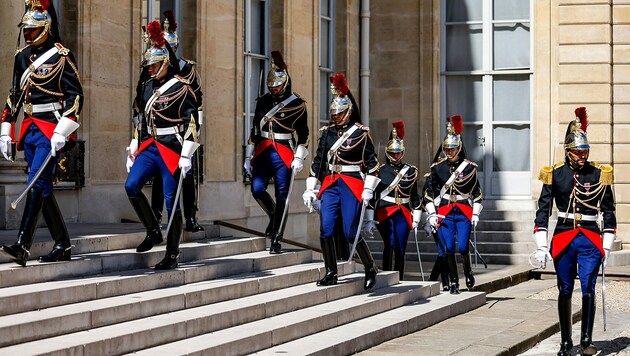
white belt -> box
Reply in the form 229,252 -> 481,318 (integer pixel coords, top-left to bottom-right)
155,126 -> 182,136
328,164 -> 361,173
382,196 -> 410,204
24,102 -> 62,115
261,131 -> 292,140
442,193 -> 469,202
558,212 -> 597,222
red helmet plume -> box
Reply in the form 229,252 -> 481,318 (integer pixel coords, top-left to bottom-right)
330,74 -> 349,96
575,106 -> 588,132
449,114 -> 464,135
163,10 -> 177,32
392,120 -> 405,140
147,21 -> 167,48
271,50 -> 287,71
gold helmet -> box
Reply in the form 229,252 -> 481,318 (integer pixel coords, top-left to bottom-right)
267,50 -> 289,89
442,114 -> 463,149
21,0 -> 53,45
329,73 -> 352,116
162,10 -> 179,49
386,120 -> 405,163
142,21 -> 170,76
564,107 -> 590,151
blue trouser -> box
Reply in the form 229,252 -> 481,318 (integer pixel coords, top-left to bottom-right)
125,144 -> 178,212
23,124 -> 58,197
553,232 -> 602,296
437,206 -> 471,255
251,147 -> 291,204
320,180 -> 362,242
377,210 -> 410,255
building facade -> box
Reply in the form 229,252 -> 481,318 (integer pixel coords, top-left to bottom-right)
0,0 -> 628,249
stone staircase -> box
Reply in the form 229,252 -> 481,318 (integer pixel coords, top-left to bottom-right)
367,199 -> 629,268
0,223 -> 485,355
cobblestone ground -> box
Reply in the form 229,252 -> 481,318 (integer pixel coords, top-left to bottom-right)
526,279 -> 630,355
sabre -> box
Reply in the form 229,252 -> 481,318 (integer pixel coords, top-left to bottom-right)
468,240 -> 488,269
11,151 -> 53,209
602,263 -> 607,331
277,168 -> 296,239
473,222 -> 478,267
413,227 -> 425,281
165,171 -> 185,238
348,201 -> 368,262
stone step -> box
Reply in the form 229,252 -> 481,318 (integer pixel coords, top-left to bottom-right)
256,290 -> 486,355
0,223 -> 217,264
0,236 -> 267,288
0,249 -> 333,317
0,271 -> 403,355
0,260 -> 356,347
129,279 -> 439,356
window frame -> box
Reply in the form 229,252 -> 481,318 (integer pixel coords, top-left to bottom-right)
319,0 -> 335,128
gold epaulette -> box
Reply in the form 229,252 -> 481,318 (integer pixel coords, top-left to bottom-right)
538,165 -> 554,185
319,125 -> 329,131
591,162 -> 614,185
423,172 -> 430,178
430,158 -> 446,168
293,91 -> 306,102
553,161 -> 564,169
175,75 -> 191,85
184,58 -> 196,65
54,43 -> 69,56
464,159 -> 478,167
356,122 -> 369,131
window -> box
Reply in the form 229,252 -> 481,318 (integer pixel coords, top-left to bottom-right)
441,0 -> 531,173
243,0 -> 270,144
319,0 -> 335,128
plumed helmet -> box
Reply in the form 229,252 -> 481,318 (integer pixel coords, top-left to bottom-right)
386,120 -> 405,162
162,10 -> 179,49
267,50 -> 289,88
329,73 -> 352,115
142,21 -> 170,68
564,106 -> 590,150
21,0 -> 51,29
442,114 -> 463,149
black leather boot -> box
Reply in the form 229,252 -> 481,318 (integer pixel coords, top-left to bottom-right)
183,174 -> 204,232
151,173 -> 164,224
317,237 -> 338,286
381,245 -> 393,271
440,255 -> 450,291
356,239 -> 377,291
155,211 -> 182,270
336,227 -> 349,260
38,194 -> 72,262
269,202 -> 286,254
557,293 -> 573,356
580,293 -> 597,355
429,255 -> 441,281
0,188 -> 44,266
253,192 -> 275,237
129,193 -> 163,252
462,250 -> 475,289
393,250 -> 405,281
446,253 -> 459,294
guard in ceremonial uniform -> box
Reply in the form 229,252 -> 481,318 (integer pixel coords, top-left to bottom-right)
363,121 -> 421,281
303,73 -> 379,290
125,21 -> 199,270
150,10 -> 205,233
424,115 -> 482,294
0,0 -> 83,266
532,107 -> 616,356
422,173 -> 451,291
244,50 -> 309,254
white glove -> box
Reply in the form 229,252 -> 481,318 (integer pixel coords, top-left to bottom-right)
0,135 -> 11,161
423,222 -> 434,235
533,230 -> 552,269
471,214 -> 479,228
412,210 -> 422,230
244,158 -> 252,175
179,156 -> 192,175
361,188 -> 373,202
50,133 -> 66,157
428,214 -> 438,228
303,177 -> 318,210
602,232 -> 615,268
126,155 -> 135,173
291,157 -> 303,173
